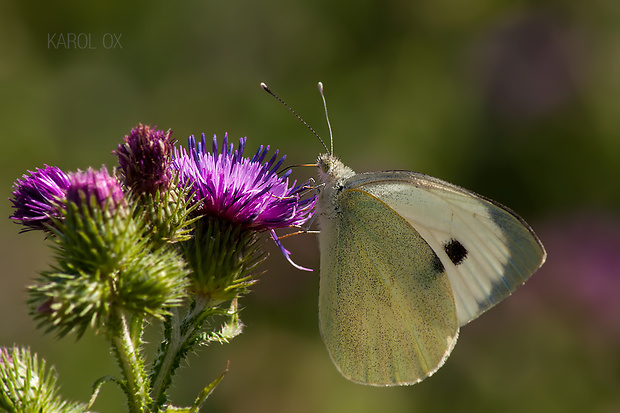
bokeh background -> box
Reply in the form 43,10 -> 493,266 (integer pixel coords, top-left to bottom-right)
2,1 -> 620,412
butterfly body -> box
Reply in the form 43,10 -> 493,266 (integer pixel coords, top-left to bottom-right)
316,153 -> 546,386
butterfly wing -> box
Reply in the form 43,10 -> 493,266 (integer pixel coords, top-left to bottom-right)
348,171 -> 547,326
318,188 -> 459,386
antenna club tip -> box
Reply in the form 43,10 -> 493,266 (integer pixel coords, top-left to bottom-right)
260,82 -> 269,91
317,82 -> 324,92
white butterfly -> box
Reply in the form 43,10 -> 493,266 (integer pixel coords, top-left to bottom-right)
316,153 -> 546,386
263,82 -> 546,387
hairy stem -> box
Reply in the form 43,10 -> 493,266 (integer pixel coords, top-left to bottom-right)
150,296 -> 210,409
111,310 -> 151,413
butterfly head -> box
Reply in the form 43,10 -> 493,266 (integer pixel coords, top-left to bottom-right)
317,153 -> 355,185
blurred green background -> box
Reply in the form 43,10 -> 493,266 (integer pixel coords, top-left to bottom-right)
2,0 -> 620,412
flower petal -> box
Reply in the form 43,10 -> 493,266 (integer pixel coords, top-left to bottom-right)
270,229 -> 313,272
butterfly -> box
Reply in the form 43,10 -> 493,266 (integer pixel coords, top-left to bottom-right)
263,82 -> 546,387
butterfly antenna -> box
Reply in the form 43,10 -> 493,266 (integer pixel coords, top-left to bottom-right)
261,82 -> 330,154
317,82 -> 334,155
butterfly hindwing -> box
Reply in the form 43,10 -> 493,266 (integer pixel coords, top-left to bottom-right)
347,171 -> 547,326
318,188 -> 459,386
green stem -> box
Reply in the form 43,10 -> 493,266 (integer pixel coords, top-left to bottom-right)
149,308 -> 181,407
130,313 -> 146,348
111,310 -> 151,413
150,296 -> 210,409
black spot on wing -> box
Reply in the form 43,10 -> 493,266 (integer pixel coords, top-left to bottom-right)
443,239 -> 468,266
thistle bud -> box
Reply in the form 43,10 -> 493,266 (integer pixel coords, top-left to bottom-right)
115,124 -> 175,195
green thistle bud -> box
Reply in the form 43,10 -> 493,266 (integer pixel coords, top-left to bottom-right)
182,218 -> 265,304
0,347 -> 86,413
29,178 -> 189,338
133,178 -> 198,249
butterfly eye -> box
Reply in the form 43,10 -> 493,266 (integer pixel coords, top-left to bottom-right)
317,154 -> 335,177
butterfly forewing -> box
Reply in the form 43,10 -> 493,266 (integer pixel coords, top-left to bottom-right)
348,171 -> 547,326
318,188 -> 459,386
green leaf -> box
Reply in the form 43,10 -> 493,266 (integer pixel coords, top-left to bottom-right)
189,364 -> 229,413
197,298 -> 244,346
85,375 -> 122,411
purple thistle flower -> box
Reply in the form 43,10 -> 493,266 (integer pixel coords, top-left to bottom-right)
114,124 -> 175,195
173,133 -> 317,270
66,167 -> 125,211
9,165 -> 70,232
